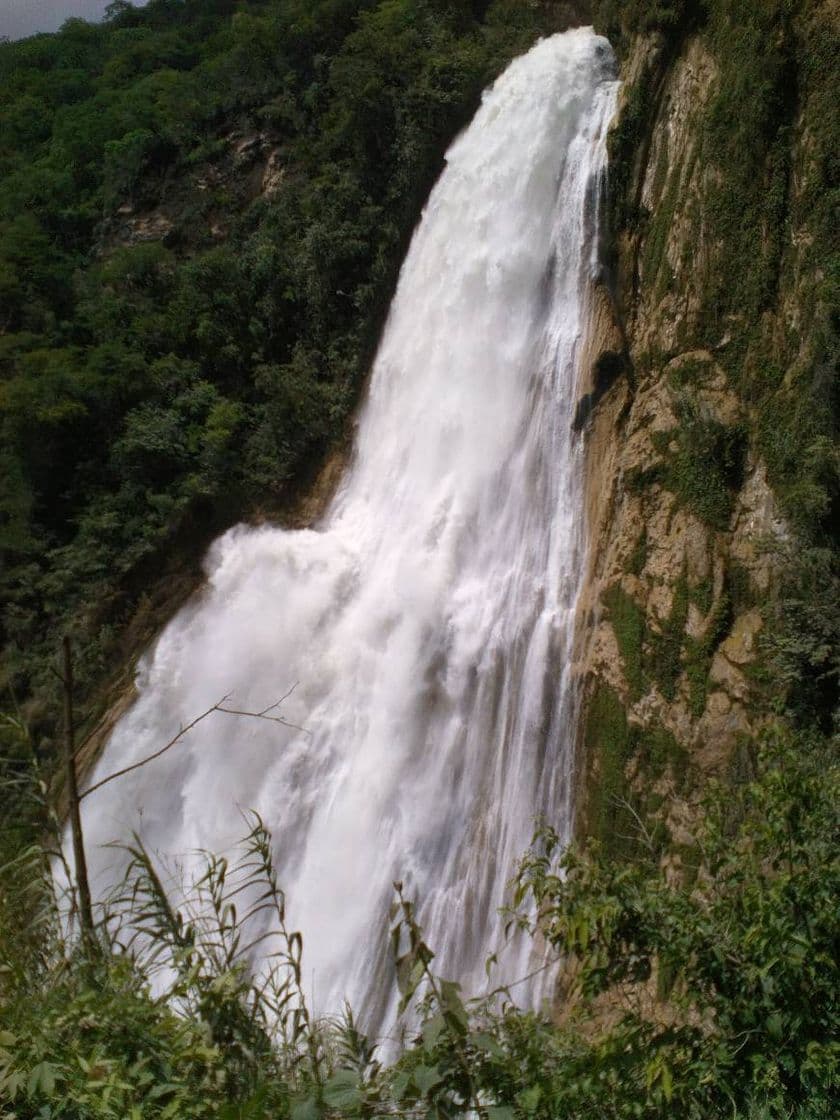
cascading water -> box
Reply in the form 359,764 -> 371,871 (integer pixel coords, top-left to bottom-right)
76,28 -> 618,1034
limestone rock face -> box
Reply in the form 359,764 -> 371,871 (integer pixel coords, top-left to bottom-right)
573,27 -> 810,844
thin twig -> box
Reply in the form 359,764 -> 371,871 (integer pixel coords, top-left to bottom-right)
611,794 -> 657,853
257,682 -> 299,716
80,694 -> 306,802
482,954 -> 562,1001
72,682 -> 302,764
80,699 -> 226,801
216,705 -> 309,736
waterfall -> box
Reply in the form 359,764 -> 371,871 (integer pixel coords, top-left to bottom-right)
76,28 -> 618,1034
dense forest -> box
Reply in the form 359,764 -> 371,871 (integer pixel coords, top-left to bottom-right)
0,0 -> 837,1117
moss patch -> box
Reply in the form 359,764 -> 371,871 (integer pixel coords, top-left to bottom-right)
583,684 -> 634,855
582,683 -> 690,860
685,590 -> 732,716
628,527 -> 648,576
604,553 -> 745,718
603,584 -> 647,700
638,722 -> 690,792
647,566 -> 689,701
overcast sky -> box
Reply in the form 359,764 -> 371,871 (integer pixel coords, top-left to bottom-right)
1,1 -> 148,41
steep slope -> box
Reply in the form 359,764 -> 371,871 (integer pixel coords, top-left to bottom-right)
578,0 -> 838,856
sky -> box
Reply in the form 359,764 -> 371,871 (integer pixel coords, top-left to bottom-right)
0,1 -> 148,40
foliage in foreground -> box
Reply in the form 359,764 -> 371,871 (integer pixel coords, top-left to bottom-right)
0,727 -> 836,1118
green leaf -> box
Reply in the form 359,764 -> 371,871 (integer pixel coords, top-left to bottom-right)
290,1095 -> 321,1120
1,1068 -> 25,1100
413,1064 -> 445,1094
517,1085 -> 542,1113
488,1108 -> 516,1120
472,1032 -> 504,1058
397,955 -> 427,1013
148,1082 -> 180,1100
421,1013 -> 447,1051
439,980 -> 468,1032
661,1063 -> 673,1102
390,1070 -> 412,1101
27,1062 -> 59,1098
323,1069 -> 362,1111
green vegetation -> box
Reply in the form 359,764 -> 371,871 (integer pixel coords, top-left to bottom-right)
627,526 -> 647,575
684,586 -> 731,717
693,0 -> 838,550
0,0 -> 569,745
602,563 -> 736,713
604,0 -> 838,736
644,402 -> 746,530
699,0 -> 798,330
603,585 -> 646,700
666,356 -> 711,391
2,726 -> 834,1118
762,544 -> 840,734
520,727 -> 839,1120
603,0 -> 837,741
582,682 -> 687,859
595,0 -> 705,244
646,566 -> 688,701
582,682 -> 634,851
594,0 -> 704,49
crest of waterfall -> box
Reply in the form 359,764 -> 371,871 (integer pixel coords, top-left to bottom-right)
74,28 -> 619,1034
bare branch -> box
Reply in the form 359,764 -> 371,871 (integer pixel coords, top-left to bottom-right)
80,699 -> 227,801
610,794 -> 657,853
481,954 -> 561,1001
63,636 -> 95,941
257,681 -> 299,716
216,704 -> 310,736
80,693 -> 306,802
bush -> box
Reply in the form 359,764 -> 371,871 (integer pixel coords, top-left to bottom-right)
2,727 -> 835,1119
517,727 -> 840,1118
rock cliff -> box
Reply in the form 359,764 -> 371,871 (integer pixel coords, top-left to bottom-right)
576,1 -> 837,856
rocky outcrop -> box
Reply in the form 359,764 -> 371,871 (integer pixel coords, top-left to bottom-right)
99,128 -> 284,254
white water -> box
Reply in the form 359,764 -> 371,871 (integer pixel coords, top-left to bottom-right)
77,29 -> 618,1033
